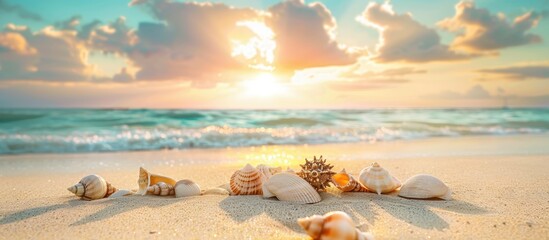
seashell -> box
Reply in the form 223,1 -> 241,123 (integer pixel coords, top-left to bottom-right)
147,182 -> 175,196
256,164 -> 282,179
332,168 -> 368,192
358,162 -> 401,195
137,167 -> 177,195
229,163 -> 266,195
297,211 -> 374,240
263,172 -> 321,204
297,156 -> 336,191
67,174 -> 117,201
174,179 -> 201,198
202,187 -> 230,195
398,174 -> 452,200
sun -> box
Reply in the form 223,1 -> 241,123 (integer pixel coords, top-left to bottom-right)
242,73 -> 287,97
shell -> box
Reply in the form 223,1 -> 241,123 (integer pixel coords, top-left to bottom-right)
398,174 -> 452,200
297,156 -> 336,191
67,174 -> 117,201
147,182 -> 175,196
256,164 -> 282,179
358,162 -> 401,195
297,211 -> 374,240
202,187 -> 230,195
332,168 -> 368,192
229,163 -> 267,195
174,179 -> 201,198
263,172 -> 321,204
137,167 -> 177,195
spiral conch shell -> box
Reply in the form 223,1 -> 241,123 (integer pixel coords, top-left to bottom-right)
147,182 -> 175,196
256,164 -> 282,179
298,211 -> 374,240
67,174 -> 117,201
398,174 -> 452,200
229,163 -> 266,195
332,168 -> 368,192
358,162 -> 401,195
262,172 -> 321,204
174,179 -> 201,198
137,167 -> 177,195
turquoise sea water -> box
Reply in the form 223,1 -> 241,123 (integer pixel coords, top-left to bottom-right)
0,108 -> 548,154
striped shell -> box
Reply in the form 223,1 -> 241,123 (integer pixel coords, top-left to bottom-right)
398,174 -> 452,200
137,167 -> 177,195
174,179 -> 201,198
297,211 -> 374,240
358,162 -> 401,194
229,163 -> 266,195
263,172 -> 321,204
147,182 -> 175,196
256,164 -> 282,179
67,174 -> 117,201
332,168 -> 368,192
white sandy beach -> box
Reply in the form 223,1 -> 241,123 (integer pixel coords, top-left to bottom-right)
0,134 -> 548,239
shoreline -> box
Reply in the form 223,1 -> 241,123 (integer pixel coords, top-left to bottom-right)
1,134 -> 548,239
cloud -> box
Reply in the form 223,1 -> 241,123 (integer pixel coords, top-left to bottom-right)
0,24 -> 93,81
427,84 -> 491,99
439,1 -> 544,52
477,64 -> 549,80
358,2 -> 470,63
266,0 -> 358,72
0,0 -> 42,21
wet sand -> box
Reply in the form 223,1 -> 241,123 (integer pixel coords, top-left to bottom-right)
0,135 -> 548,239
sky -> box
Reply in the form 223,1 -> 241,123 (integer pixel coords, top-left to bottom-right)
0,0 -> 548,109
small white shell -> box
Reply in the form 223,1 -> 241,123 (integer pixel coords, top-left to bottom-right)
297,211 -> 374,240
147,182 -> 175,196
230,163 -> 266,195
137,167 -> 177,195
358,162 -> 401,194
332,168 -> 368,192
67,174 -> 117,201
175,179 -> 201,198
263,172 -> 321,204
398,174 -> 452,200
256,164 -> 282,179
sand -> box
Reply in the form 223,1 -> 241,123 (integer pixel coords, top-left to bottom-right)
0,134 -> 548,239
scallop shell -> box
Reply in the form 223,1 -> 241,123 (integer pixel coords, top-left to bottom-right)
174,179 -> 201,198
147,182 -> 175,196
332,168 -> 368,192
398,174 -> 452,200
137,167 -> 177,195
297,211 -> 374,240
263,172 -> 321,204
67,174 -> 117,201
358,162 -> 401,195
229,163 -> 266,195
256,164 -> 282,179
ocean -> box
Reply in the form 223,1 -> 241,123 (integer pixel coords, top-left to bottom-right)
0,108 -> 548,154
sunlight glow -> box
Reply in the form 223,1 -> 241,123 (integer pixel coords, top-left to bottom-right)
231,21 -> 276,71
242,73 -> 286,97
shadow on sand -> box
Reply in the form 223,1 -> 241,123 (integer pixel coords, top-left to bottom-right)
219,192 -> 489,233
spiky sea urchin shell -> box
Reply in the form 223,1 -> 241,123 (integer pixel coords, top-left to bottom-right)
297,156 -> 336,191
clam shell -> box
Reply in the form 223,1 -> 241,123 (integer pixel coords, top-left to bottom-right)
147,182 -> 175,196
332,168 -> 368,192
263,172 -> 321,204
137,167 -> 177,195
67,174 -> 117,201
297,211 -> 374,240
256,164 -> 282,179
175,179 -> 201,198
398,174 -> 452,200
358,162 -> 401,194
229,163 -> 266,195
